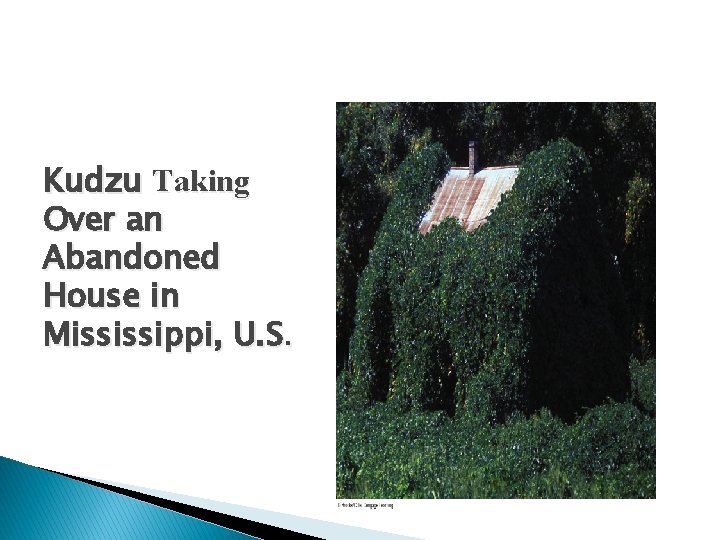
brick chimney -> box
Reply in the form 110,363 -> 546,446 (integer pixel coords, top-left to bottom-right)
468,140 -> 479,175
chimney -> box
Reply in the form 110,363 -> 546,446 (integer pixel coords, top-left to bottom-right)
468,140 -> 479,175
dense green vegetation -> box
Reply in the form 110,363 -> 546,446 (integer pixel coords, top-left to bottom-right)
346,139 -> 630,421
337,359 -> 655,498
337,103 -> 655,371
336,103 -> 655,498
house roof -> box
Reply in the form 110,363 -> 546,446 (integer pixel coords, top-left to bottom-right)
419,165 -> 519,234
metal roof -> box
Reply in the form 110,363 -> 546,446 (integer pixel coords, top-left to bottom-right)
419,165 -> 519,234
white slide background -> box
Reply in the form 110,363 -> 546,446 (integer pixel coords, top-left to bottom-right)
1,2 -> 719,539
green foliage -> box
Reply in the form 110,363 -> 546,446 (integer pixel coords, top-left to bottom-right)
630,357 -> 656,415
623,174 -> 656,358
446,138 -> 615,420
556,403 -> 655,477
337,401 -> 655,499
337,104 -> 655,499
391,219 -> 463,413
336,104 -> 459,374
337,102 -> 656,373
348,143 -> 451,406
336,231 -> 350,371
348,139 -> 630,421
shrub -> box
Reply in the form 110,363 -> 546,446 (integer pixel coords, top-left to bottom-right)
555,402 -> 655,476
337,402 -> 655,499
630,357 -> 655,415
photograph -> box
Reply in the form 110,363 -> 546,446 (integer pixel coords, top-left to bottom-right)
336,102 -> 656,499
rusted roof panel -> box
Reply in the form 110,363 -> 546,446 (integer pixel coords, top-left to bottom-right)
419,165 -> 519,234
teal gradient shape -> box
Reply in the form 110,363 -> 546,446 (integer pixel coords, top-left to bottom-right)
0,457 -> 256,539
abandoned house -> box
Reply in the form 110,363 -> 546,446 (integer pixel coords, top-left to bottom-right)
419,141 -> 518,234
